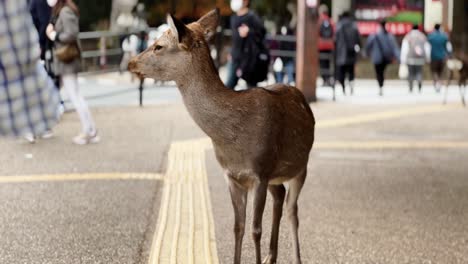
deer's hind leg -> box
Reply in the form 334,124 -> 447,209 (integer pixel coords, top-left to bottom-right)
251,180 -> 269,264
263,184 -> 286,264
286,169 -> 307,264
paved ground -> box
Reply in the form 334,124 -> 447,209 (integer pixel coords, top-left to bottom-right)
0,74 -> 467,264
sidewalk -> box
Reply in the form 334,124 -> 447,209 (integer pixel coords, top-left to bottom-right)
73,69 -> 466,108
1,92 -> 467,263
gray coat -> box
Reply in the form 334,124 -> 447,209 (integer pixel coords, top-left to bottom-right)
365,29 -> 400,65
53,6 -> 81,75
335,17 -> 361,66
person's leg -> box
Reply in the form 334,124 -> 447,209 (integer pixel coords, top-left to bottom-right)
319,51 -> 331,85
430,61 -> 438,90
336,65 -> 346,94
348,64 -> 355,95
285,60 -> 295,85
62,74 -> 96,135
375,63 -> 384,95
275,71 -> 284,83
225,60 -> 240,89
415,65 -> 423,92
408,65 -> 416,92
435,60 -> 444,92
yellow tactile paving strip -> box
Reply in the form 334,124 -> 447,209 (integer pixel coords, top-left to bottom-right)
148,140 -> 219,264
0,173 -> 163,183
315,141 -> 468,149
317,104 -> 462,128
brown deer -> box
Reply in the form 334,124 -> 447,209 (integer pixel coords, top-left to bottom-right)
128,9 -> 315,264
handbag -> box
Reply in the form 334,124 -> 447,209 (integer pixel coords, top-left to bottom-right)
55,42 -> 80,63
398,64 -> 409,79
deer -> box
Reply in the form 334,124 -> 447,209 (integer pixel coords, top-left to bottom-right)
128,9 -> 315,264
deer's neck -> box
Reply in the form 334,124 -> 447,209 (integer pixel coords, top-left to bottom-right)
175,60 -> 238,143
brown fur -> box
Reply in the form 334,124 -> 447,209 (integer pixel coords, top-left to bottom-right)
128,9 -> 315,264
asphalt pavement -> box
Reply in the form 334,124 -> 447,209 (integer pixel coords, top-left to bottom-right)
0,73 -> 467,264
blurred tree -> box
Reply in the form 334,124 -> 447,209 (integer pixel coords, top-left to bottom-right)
76,0 -> 303,31
77,0 -> 113,31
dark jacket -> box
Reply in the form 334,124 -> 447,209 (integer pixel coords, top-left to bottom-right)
230,11 -> 266,63
29,0 -> 51,60
279,27 -> 295,63
335,17 -> 361,66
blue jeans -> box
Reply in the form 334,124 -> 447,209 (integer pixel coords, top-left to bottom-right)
275,59 -> 295,84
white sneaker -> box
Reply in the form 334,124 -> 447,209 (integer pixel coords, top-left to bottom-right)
41,130 -> 54,139
58,104 -> 65,116
24,133 -> 36,144
72,131 -> 100,145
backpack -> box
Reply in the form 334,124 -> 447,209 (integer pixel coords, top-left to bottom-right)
408,34 -> 426,59
319,19 -> 333,39
238,33 -> 270,84
375,34 -> 394,63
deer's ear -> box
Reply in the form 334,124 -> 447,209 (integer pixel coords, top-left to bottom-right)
167,14 -> 188,43
197,8 -> 220,42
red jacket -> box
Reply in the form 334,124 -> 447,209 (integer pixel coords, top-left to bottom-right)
318,14 -> 335,51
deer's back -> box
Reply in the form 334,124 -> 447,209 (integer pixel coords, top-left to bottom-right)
212,84 -> 315,184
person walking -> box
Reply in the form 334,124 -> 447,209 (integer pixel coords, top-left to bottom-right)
335,11 -> 361,95
45,0 -> 99,145
29,0 -> 52,61
1,0 -> 61,140
225,0 -> 267,90
318,4 -> 335,86
30,0 -> 64,114
365,20 -> 400,96
274,25 -> 295,85
400,24 -> 430,93
427,24 -> 452,92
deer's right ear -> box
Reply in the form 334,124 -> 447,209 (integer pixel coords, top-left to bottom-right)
167,14 -> 187,43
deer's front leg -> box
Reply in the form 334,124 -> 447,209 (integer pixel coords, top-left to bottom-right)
252,180 -> 268,264
228,180 -> 247,264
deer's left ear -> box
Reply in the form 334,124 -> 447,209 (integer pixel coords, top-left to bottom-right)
167,14 -> 188,43
197,8 -> 220,42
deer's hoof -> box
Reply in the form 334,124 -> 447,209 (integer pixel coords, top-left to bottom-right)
262,254 -> 276,264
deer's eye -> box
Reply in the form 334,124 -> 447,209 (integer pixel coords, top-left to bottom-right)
154,45 -> 163,51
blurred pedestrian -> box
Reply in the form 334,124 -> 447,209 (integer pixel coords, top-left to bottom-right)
335,11 -> 361,95
120,34 -> 139,74
29,0 -> 52,60
365,20 -> 400,96
428,24 -> 452,92
46,0 -> 99,145
274,25 -> 295,85
0,0 -> 61,141
30,0 -> 64,111
225,0 -> 268,90
318,4 -> 335,86
400,24 -> 430,93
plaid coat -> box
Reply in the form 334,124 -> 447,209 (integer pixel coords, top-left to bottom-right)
0,0 -> 61,136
